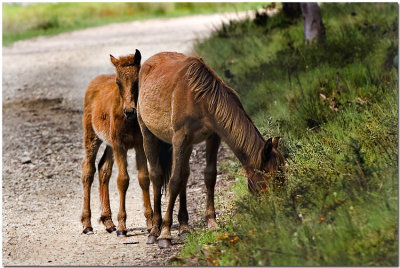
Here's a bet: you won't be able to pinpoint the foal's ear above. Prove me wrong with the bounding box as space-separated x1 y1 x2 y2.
110 54 119 67
133 49 141 66
262 138 273 161
272 136 280 149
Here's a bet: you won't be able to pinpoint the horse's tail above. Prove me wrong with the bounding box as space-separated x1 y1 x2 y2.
158 139 172 195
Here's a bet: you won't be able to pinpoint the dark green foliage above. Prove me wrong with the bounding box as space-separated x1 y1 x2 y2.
177 3 398 266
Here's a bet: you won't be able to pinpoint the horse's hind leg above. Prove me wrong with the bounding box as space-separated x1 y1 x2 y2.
138 121 164 244
81 124 102 234
134 144 153 233
114 146 130 237
204 133 220 230
158 130 193 248
98 145 116 233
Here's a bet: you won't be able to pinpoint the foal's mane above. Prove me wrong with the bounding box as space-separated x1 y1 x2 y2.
185 57 265 168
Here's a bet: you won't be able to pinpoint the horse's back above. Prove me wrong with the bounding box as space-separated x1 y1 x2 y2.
84 74 117 107
140 52 189 82
83 74 122 145
142 52 188 67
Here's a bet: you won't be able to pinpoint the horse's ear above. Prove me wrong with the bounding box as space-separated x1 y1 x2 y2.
133 49 141 66
262 138 273 162
110 54 119 67
272 136 280 149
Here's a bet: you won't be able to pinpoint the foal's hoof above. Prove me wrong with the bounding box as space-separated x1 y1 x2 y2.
158 239 172 248
146 236 157 244
82 227 94 235
116 230 127 237
106 227 116 233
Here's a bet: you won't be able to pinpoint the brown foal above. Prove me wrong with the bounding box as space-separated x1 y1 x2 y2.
136 52 285 248
80 50 153 237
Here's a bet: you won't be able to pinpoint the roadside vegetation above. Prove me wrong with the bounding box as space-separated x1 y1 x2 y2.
175 3 398 266
2 2 263 46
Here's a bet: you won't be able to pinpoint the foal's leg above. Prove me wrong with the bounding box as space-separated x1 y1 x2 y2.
158 130 193 248
139 123 164 244
204 133 221 229
81 125 102 234
134 144 153 232
113 146 130 237
98 146 117 233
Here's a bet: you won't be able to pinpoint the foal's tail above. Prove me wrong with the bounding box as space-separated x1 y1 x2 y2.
158 140 172 195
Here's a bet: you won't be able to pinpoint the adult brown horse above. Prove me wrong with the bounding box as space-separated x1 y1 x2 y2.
80 50 153 237
137 52 285 248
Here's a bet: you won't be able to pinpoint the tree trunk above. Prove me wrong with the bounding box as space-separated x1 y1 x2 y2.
300 3 325 42
282 3 301 18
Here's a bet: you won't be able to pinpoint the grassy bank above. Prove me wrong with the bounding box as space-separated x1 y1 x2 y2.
2 2 264 46
175 3 398 266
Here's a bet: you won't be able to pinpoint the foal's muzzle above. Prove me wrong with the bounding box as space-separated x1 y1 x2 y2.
123 108 136 119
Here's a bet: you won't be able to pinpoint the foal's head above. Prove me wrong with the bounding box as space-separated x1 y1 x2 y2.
110 49 141 119
247 137 286 194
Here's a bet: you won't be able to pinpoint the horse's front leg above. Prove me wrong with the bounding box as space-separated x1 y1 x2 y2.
158 130 193 248
204 133 220 229
134 144 153 232
113 146 130 237
178 182 190 241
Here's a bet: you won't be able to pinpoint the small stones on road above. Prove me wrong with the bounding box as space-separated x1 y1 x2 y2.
21 157 32 164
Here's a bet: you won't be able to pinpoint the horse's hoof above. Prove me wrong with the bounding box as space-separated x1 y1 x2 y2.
116 230 127 237
82 227 94 235
179 225 190 240
179 233 187 241
146 236 157 244
106 227 116 233
158 239 172 248
146 220 152 233
207 219 218 230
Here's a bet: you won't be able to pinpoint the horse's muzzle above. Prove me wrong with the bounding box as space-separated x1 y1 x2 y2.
123 108 136 119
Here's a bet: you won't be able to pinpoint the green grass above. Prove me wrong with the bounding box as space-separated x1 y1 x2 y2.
2 2 265 46
175 3 398 266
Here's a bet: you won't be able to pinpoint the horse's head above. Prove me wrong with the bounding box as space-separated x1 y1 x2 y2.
110 49 141 119
246 137 286 194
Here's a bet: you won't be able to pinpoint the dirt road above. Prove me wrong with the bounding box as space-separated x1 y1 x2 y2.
2 12 251 266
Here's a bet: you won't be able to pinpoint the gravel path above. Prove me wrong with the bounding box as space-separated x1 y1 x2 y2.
2 11 251 266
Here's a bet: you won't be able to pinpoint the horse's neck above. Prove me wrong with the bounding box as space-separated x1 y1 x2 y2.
210 106 265 169
185 58 265 169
